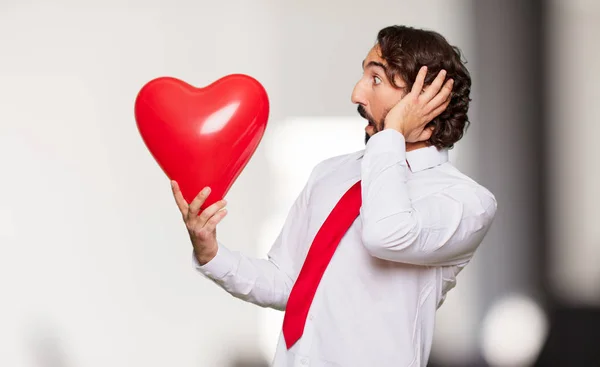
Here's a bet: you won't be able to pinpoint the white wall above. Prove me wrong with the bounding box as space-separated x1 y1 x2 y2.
0 1 478 366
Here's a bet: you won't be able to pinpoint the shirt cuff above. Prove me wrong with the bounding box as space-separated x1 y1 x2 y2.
192 243 237 280
365 128 407 160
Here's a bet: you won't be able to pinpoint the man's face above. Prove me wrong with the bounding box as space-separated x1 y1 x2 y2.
351 45 407 144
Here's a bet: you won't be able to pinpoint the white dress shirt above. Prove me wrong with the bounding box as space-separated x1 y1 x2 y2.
194 129 497 367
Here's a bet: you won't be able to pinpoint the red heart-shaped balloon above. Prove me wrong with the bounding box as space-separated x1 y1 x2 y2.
135 74 269 209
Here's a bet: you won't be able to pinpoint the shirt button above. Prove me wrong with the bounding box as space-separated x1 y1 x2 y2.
308 314 314 321
301 358 309 365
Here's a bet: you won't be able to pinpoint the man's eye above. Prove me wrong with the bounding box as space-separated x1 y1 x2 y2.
373 76 382 85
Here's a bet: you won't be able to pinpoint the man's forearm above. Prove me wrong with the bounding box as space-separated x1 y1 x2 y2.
194 244 294 311
360 129 415 253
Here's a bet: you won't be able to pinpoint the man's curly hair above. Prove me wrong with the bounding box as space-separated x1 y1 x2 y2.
377 25 472 149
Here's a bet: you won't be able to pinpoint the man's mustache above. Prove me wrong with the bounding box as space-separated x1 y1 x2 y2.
357 106 374 125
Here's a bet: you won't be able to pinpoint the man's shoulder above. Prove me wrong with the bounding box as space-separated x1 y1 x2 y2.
435 163 497 214
309 150 363 178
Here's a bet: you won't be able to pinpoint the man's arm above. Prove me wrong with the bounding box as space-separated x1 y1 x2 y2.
190 169 317 311
360 129 497 266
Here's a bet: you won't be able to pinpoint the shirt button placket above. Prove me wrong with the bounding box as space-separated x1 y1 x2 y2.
293 356 310 367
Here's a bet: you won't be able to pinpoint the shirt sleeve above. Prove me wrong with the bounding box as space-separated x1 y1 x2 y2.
192 167 316 311
360 129 497 266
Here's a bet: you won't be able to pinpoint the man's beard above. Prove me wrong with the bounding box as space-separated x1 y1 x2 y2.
358 105 386 144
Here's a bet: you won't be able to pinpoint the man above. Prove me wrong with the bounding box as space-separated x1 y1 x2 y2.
171 25 497 366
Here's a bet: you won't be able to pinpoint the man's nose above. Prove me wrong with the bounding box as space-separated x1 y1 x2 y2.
351 82 366 106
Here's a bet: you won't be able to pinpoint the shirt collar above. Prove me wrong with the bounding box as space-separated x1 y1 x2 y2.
354 145 449 172
406 145 449 172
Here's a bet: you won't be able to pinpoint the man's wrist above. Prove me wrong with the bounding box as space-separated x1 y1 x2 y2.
384 125 405 136
194 247 218 266
364 128 407 160
383 119 405 136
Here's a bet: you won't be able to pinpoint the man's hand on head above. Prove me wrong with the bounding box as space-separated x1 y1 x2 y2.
383 66 454 143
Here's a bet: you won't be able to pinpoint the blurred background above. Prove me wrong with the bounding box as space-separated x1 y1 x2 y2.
1 0 599 366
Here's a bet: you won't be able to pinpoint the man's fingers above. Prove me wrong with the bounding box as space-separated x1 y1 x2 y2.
410 66 428 96
170 180 189 215
421 69 448 102
425 96 451 122
196 199 228 228
427 78 453 111
202 209 228 234
188 187 211 219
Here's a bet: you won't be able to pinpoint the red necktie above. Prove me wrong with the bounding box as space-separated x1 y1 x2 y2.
282 180 362 349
